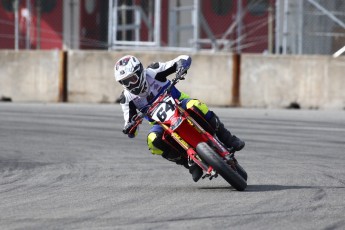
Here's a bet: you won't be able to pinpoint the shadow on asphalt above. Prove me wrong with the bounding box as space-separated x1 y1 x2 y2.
199 184 345 192
246 184 345 192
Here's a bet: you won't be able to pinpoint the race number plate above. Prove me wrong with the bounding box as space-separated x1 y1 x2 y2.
151 96 176 122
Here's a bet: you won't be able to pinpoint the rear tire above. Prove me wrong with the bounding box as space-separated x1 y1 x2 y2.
196 142 247 191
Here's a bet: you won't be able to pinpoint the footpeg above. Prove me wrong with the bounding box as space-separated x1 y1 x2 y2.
202 171 218 180
209 174 218 180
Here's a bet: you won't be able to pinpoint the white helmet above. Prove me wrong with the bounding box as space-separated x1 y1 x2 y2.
114 55 149 97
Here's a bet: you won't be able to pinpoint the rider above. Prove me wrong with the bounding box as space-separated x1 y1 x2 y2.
114 55 245 182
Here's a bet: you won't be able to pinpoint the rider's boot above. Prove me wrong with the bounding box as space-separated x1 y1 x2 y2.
208 113 245 151
162 151 189 169
188 160 203 182
147 128 203 182
162 151 203 182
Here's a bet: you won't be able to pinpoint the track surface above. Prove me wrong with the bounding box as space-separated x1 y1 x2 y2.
1 103 344 230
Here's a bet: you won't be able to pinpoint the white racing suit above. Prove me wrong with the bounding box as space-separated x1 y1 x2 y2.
118 55 244 167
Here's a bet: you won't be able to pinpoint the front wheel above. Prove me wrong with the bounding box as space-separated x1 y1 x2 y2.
235 161 248 181
196 142 247 191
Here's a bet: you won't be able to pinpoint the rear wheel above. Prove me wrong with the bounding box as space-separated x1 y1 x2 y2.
196 142 247 191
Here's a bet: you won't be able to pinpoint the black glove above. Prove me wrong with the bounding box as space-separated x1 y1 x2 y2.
122 122 134 135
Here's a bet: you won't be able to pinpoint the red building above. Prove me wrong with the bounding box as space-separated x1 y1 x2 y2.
200 0 273 52
0 0 107 50
0 0 63 49
0 0 273 52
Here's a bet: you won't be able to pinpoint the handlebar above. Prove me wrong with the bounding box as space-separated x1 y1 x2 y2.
167 71 186 93
126 72 185 133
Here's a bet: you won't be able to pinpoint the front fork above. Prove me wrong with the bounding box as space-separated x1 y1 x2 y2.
169 131 209 172
208 136 239 171
160 105 232 177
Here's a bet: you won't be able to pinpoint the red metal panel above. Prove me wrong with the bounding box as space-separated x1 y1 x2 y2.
0 0 63 49
201 0 273 53
134 0 168 45
32 0 63 49
0 3 15 49
241 0 271 53
79 0 102 49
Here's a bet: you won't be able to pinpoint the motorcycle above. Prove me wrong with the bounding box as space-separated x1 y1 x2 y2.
127 73 248 191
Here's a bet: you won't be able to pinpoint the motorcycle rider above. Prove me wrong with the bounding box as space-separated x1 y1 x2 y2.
114 55 245 182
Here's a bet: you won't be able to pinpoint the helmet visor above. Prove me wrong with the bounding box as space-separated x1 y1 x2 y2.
119 74 139 89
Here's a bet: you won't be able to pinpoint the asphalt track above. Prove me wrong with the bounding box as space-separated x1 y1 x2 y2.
0 103 344 230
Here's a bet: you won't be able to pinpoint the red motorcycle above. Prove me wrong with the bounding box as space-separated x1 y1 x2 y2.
128 73 247 191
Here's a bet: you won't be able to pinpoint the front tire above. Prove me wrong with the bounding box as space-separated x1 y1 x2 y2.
235 161 248 181
196 142 247 191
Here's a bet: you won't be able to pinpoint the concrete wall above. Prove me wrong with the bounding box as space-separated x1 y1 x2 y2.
241 54 345 109
67 51 233 106
67 50 118 103
0 50 62 102
1 50 344 110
